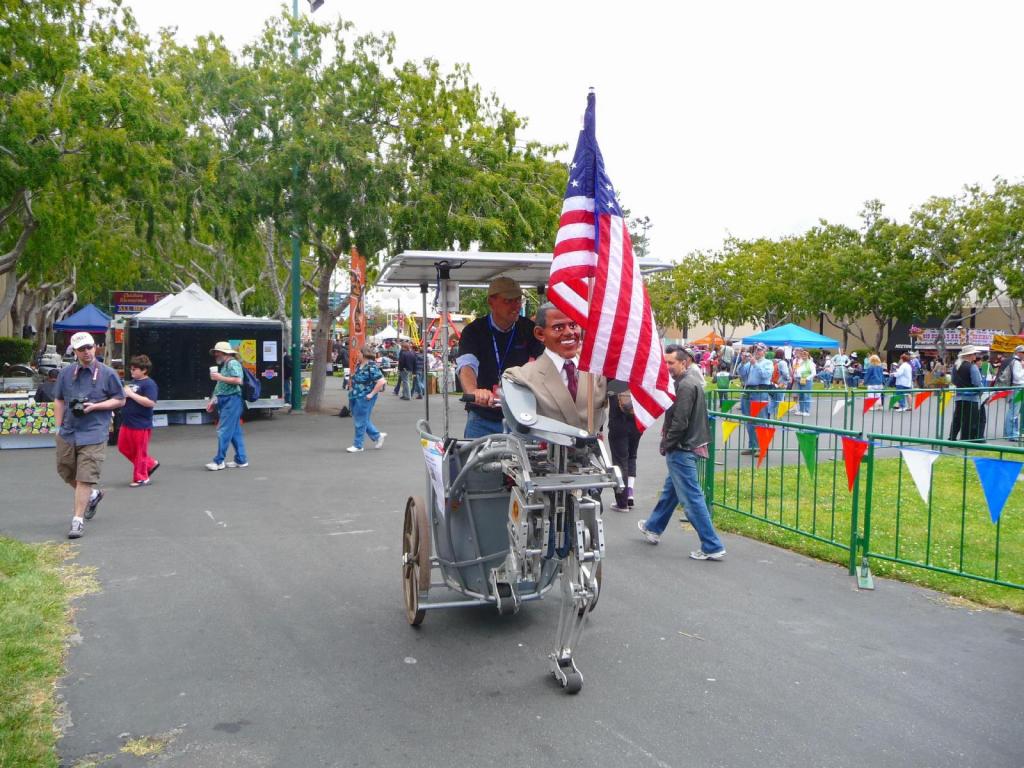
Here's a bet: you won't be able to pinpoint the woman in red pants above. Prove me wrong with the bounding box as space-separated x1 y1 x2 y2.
118 355 160 486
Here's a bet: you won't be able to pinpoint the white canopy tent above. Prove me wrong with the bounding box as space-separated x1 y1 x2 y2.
136 283 240 320
370 324 410 342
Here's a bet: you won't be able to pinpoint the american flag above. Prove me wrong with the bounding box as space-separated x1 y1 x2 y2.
548 91 674 429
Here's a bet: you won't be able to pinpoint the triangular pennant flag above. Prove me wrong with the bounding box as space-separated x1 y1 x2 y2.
862 396 880 414
720 399 738 414
775 400 795 419
939 390 954 412
796 431 818 476
899 447 940 505
721 420 740 443
972 458 1023 523
988 390 1011 403
755 426 776 467
750 401 768 418
913 391 932 410
888 394 901 410
841 436 869 492
1014 389 1024 404
832 400 845 416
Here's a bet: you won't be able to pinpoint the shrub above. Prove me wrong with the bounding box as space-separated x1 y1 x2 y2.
0 337 33 366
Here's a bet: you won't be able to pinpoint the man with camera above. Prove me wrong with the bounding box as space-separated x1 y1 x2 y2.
53 332 125 539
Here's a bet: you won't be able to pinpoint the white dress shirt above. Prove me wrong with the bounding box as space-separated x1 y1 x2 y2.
543 348 580 390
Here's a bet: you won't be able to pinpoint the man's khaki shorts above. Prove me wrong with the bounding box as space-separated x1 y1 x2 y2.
55 435 106 486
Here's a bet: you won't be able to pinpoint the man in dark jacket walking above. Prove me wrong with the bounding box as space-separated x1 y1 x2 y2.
638 347 726 560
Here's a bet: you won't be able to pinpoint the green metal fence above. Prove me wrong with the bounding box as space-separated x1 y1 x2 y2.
700 402 1024 592
708 385 1024 445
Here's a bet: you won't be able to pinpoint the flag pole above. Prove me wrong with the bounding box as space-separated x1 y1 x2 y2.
585 87 596 434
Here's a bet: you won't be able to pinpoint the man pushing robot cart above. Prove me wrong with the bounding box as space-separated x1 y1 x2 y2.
378 250 671 693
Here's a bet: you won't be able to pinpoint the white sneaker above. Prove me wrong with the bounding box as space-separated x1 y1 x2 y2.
346 446 363 453
690 549 726 561
226 461 249 468
205 462 226 471
637 520 660 544
373 432 387 449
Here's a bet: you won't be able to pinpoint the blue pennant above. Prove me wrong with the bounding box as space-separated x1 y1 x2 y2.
972 458 1023 524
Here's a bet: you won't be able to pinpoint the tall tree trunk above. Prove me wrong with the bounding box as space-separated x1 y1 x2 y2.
0 190 38 325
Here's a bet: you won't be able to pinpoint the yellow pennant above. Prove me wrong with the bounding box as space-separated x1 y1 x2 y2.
722 420 740 442
940 390 954 411
775 400 795 419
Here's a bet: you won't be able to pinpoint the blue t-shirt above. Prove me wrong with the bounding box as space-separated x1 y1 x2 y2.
122 377 158 429
54 361 125 445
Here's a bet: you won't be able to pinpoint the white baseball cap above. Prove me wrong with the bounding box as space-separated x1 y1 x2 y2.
70 332 96 349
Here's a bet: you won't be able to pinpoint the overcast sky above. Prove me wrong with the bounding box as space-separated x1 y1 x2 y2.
129 0 1023 262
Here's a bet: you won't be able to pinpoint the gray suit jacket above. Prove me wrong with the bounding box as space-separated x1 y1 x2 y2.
504 354 607 433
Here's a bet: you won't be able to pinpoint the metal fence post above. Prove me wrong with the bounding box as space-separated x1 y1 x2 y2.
857 441 876 589
705 415 716 507
848 461 860 577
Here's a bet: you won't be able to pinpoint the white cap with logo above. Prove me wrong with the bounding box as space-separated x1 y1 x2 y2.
70 332 96 349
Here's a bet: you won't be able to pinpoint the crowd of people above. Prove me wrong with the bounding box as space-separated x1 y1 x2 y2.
46 286 1023 552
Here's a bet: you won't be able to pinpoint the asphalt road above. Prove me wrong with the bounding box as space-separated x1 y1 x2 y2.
2 380 1022 768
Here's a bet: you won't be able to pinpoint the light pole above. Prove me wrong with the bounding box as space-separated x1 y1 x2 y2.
289 0 323 411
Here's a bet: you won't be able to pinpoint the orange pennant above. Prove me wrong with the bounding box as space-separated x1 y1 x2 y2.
913 391 932 410
862 396 880 414
750 400 768 418
755 426 776 467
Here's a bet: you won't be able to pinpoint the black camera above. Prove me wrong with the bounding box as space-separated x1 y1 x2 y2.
69 397 89 417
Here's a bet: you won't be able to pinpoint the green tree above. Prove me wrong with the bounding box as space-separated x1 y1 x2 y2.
1 0 179 332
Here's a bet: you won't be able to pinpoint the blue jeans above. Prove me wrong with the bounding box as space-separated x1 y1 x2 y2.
743 391 769 448
413 373 425 397
893 384 910 409
464 411 505 439
399 371 413 399
645 450 724 554
796 380 813 412
1003 396 1020 439
214 394 247 464
351 394 381 448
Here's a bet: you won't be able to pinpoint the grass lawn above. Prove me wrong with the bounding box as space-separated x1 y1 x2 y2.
0 537 97 768
711 454 1024 612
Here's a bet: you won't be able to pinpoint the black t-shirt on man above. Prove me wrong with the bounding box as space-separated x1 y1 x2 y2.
458 315 543 420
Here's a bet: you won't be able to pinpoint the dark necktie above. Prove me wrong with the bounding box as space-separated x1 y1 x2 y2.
564 360 578 400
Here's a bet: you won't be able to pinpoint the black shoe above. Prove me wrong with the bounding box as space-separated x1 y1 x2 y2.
740 449 756 456
84 489 104 520
148 461 160 478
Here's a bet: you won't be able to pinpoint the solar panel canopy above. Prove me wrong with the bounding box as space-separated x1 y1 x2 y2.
376 250 673 289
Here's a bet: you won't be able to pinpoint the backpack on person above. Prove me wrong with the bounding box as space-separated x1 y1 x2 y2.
241 366 261 402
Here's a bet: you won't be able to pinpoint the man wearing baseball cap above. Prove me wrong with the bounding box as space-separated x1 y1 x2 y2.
53 332 125 539
455 276 544 438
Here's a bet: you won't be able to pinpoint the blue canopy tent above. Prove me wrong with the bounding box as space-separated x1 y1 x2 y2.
54 303 111 334
741 323 839 348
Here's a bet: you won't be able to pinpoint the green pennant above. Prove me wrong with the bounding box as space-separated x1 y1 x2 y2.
796 431 818 476
888 395 900 410
1014 389 1024 404
720 399 738 414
